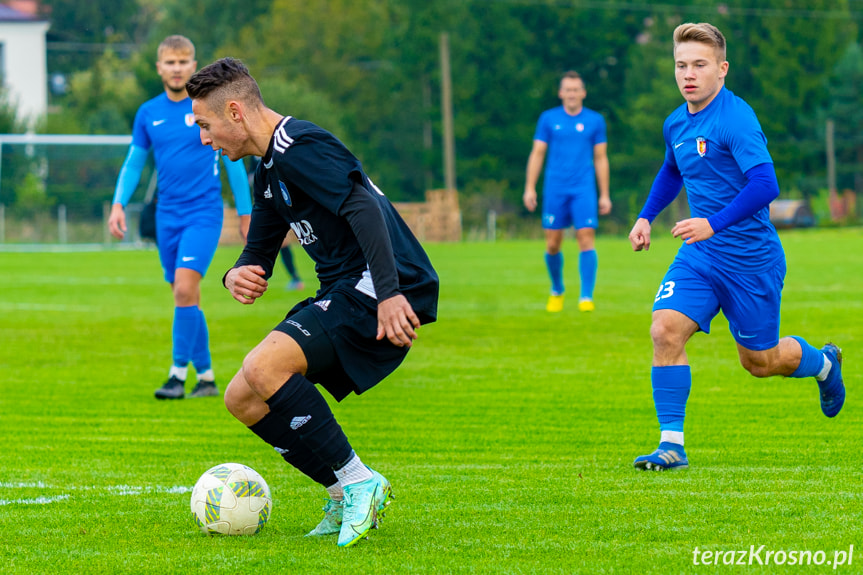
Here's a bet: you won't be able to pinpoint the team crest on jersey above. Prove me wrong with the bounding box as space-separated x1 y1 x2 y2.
696 137 708 157
575 122 585 132
279 181 292 206
185 113 195 127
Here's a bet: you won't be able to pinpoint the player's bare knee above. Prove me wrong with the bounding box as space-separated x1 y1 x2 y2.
223 375 245 418
650 320 678 350
241 350 298 398
172 285 198 306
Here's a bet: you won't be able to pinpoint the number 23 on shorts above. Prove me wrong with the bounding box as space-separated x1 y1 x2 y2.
655 280 675 302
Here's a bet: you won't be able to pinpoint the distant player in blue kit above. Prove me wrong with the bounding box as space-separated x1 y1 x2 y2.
524 71 611 312
186 58 439 547
628 23 845 471
108 36 252 400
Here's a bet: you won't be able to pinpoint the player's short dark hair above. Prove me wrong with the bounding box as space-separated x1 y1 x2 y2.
673 22 727 62
559 70 584 88
186 57 264 110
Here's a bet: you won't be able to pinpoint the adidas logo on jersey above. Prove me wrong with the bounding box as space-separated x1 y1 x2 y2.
290 415 312 430
264 185 273 199
315 300 331 311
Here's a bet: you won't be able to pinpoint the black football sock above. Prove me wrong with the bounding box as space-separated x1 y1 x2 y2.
265 373 354 470
248 411 337 487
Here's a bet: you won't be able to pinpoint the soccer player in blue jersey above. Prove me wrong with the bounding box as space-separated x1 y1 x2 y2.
628 23 845 471
186 58 439 547
108 36 252 400
524 71 612 312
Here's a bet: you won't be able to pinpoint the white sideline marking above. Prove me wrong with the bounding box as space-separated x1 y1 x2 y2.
0 303 96 312
0 495 70 506
0 483 192 506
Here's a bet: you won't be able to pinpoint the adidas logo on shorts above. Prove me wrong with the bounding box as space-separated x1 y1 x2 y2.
314 300 331 311
290 415 312 430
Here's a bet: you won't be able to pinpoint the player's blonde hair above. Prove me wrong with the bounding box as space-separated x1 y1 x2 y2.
673 23 726 63
157 35 195 60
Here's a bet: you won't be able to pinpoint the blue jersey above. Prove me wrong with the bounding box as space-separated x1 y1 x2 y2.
534 105 606 196
131 93 223 222
664 88 783 273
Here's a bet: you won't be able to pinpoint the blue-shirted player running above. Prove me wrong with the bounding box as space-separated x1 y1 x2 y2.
628 23 845 471
108 36 252 400
524 71 611 313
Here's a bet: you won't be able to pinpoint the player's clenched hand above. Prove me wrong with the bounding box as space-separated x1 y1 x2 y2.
629 218 652 251
225 265 268 304
238 215 251 242
108 204 127 240
523 188 538 212
671 217 714 244
599 196 612 216
377 294 421 347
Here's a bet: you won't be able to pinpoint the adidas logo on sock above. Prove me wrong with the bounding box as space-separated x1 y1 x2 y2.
290 415 312 430
314 300 331 311
273 447 289 455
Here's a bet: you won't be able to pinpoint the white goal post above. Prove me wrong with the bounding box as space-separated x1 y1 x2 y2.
0 133 149 247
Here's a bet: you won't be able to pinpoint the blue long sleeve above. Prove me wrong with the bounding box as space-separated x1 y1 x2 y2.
638 159 684 222
222 157 252 216
707 163 779 233
112 145 149 206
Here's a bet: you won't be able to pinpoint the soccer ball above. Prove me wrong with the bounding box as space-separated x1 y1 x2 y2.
190 463 272 535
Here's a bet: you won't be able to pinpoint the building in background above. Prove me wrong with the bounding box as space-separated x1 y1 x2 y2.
0 1 49 127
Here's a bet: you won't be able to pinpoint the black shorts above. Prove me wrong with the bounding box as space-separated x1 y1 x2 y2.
273 278 410 402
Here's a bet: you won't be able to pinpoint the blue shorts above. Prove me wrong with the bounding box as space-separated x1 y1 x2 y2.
156 215 222 283
652 255 786 351
542 192 597 230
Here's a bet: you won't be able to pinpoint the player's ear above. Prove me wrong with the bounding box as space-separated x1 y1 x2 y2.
227 101 243 122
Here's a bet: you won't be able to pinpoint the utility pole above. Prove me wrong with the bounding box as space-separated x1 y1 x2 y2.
826 118 836 194
440 32 456 192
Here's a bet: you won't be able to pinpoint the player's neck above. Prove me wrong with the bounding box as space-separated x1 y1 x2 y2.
563 104 583 116
254 108 287 157
164 87 189 102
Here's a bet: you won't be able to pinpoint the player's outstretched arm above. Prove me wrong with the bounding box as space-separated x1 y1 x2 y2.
225 265 268 304
377 294 421 348
629 218 652 251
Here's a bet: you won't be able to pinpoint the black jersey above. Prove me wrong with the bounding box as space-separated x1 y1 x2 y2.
234 116 438 324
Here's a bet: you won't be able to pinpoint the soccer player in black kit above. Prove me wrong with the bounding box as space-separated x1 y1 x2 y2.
186 58 439 548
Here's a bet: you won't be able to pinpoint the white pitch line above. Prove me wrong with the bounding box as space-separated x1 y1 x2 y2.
0 483 192 505
0 495 70 506
0 303 96 312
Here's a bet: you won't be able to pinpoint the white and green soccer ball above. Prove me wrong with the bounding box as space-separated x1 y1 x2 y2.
190 463 272 535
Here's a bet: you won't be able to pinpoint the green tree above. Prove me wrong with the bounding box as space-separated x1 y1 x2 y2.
0 91 28 208
64 49 145 134
821 42 863 195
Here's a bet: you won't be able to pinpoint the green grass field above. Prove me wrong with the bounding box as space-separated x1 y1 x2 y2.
1 228 860 574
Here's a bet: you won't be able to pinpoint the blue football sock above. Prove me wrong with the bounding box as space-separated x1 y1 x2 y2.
545 252 564 295
579 249 597 300
789 336 825 378
172 305 199 368
652 365 692 432
191 307 212 374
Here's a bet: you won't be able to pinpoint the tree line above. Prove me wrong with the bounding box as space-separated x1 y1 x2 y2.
12 0 863 231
